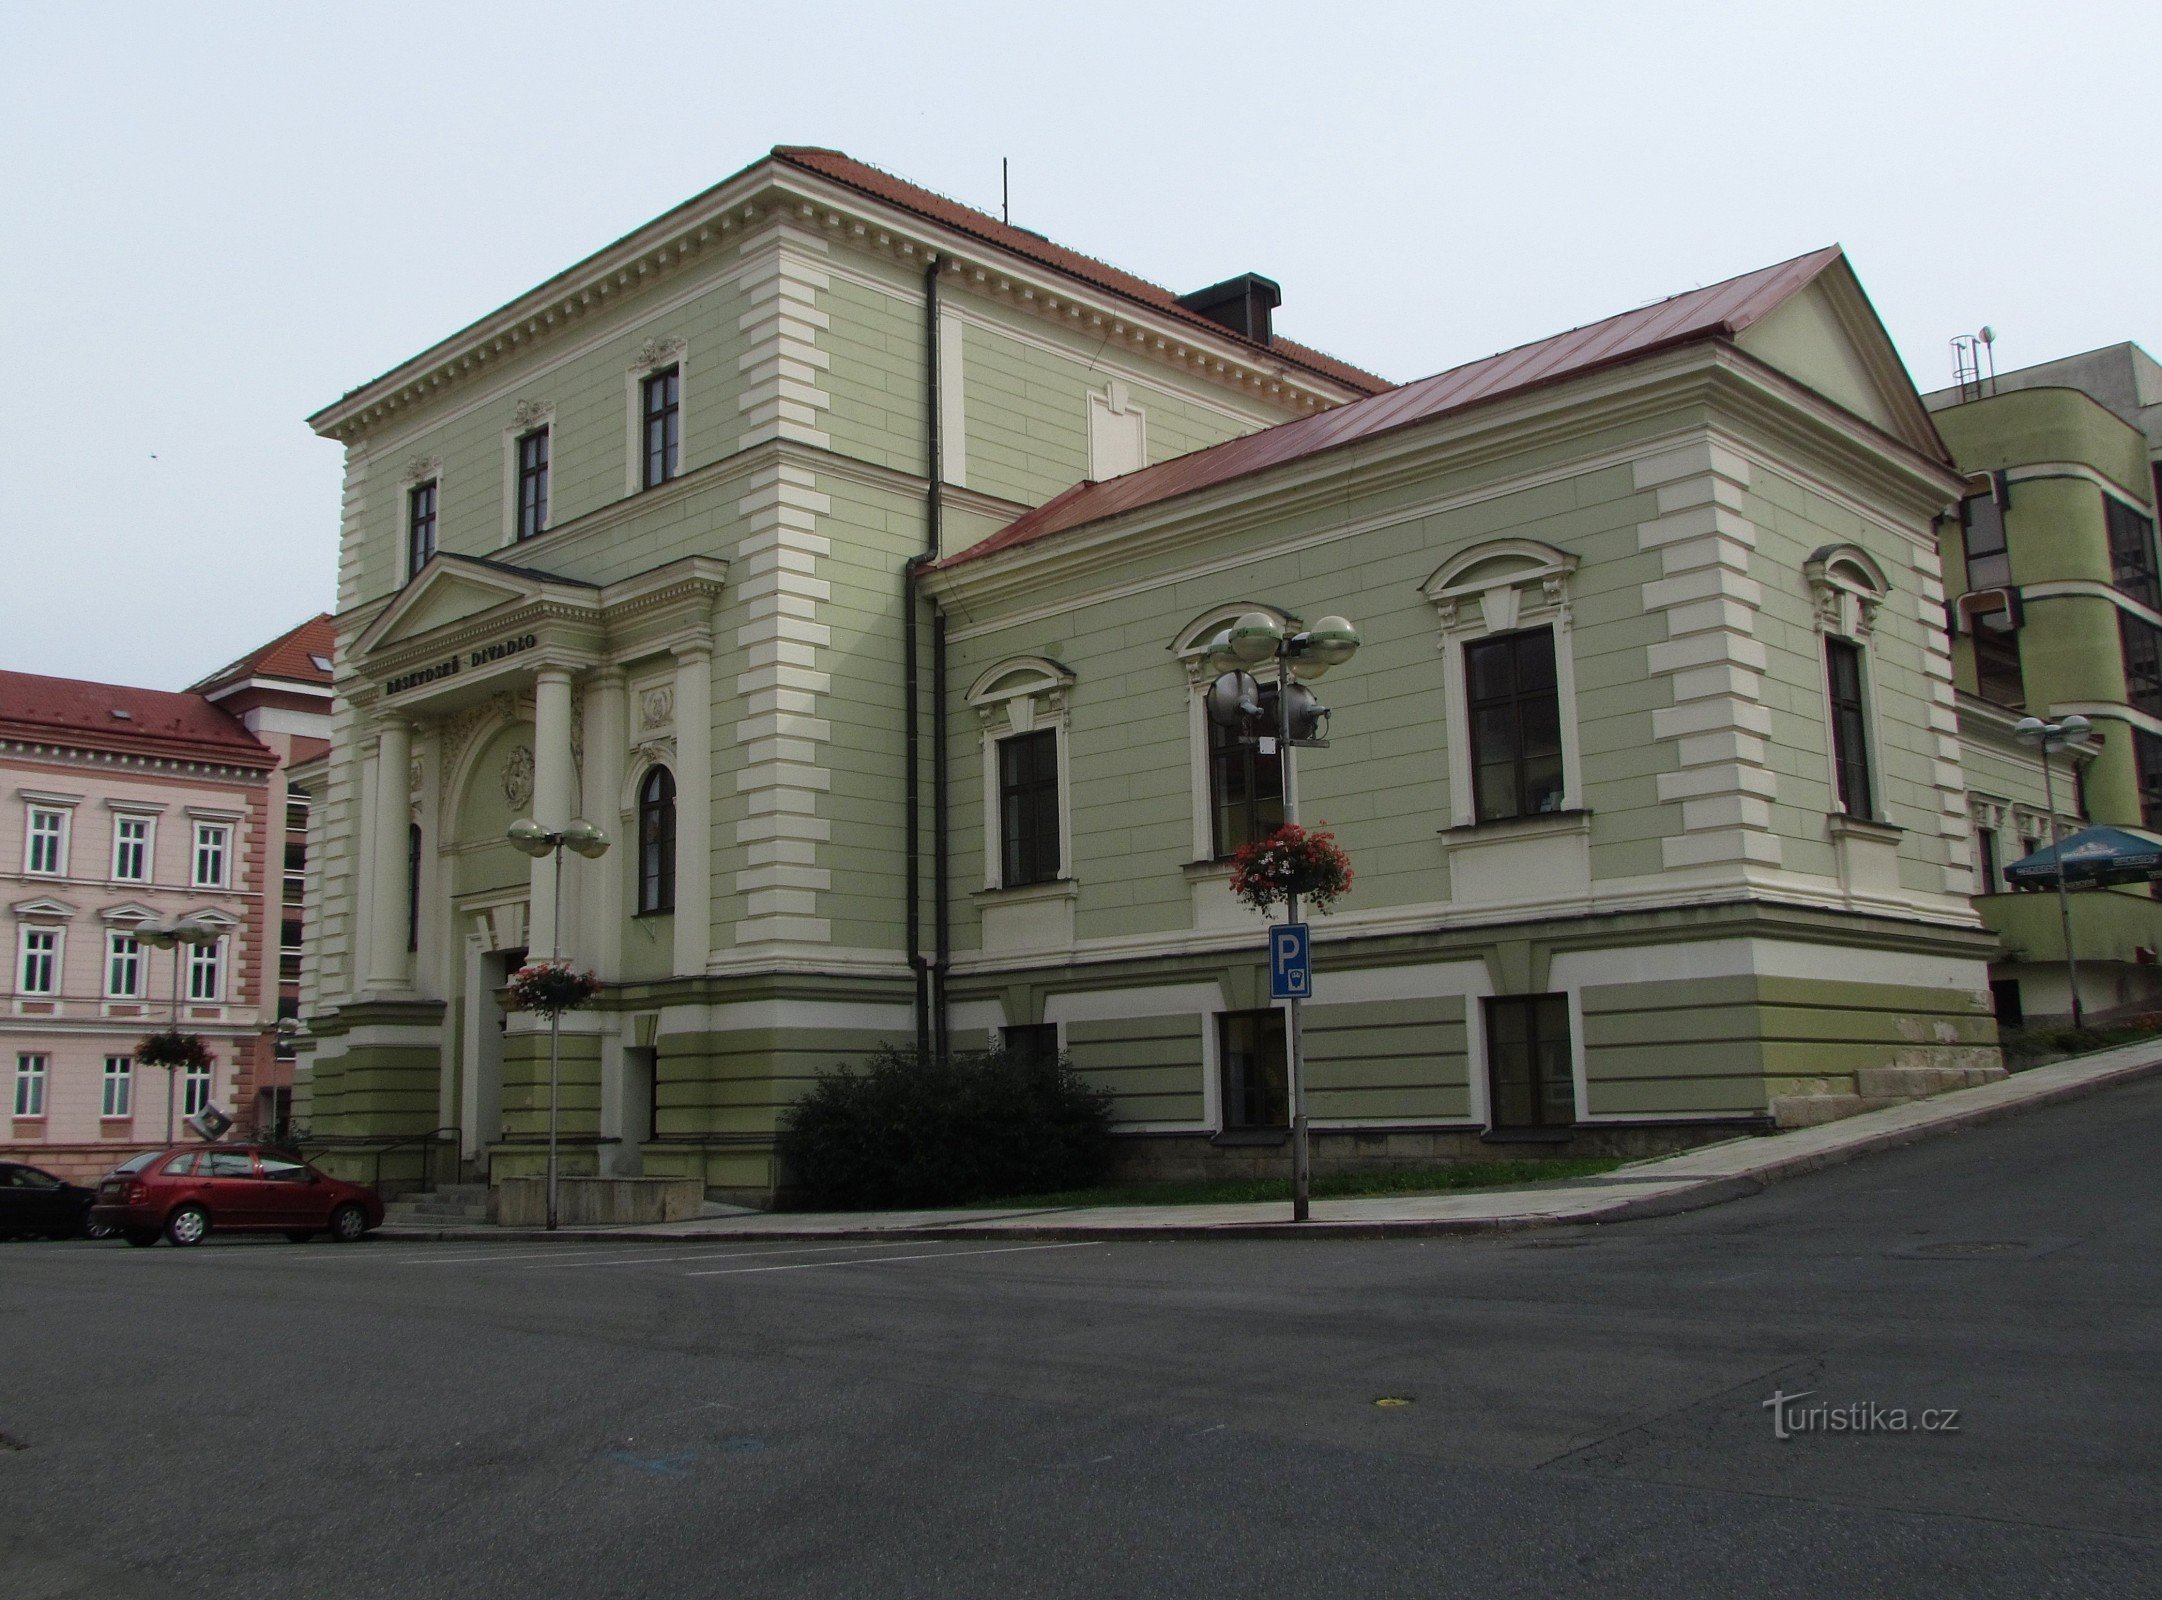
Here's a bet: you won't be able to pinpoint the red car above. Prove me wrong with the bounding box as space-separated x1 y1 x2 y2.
90 1145 384 1247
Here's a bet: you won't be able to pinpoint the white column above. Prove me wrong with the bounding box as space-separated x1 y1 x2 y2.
581 668 628 977
529 664 575 960
364 718 412 991
672 643 712 976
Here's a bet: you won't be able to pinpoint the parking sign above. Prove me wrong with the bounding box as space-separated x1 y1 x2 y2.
1269 921 1312 1000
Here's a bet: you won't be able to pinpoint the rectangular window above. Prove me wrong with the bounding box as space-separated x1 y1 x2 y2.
516 427 551 540
2120 612 2162 720
2133 730 2162 837
13 1054 47 1118
407 479 438 576
1218 1008 1288 1131
111 815 150 881
1001 1023 1059 1062
184 1061 212 1117
286 797 310 834
107 931 142 998
25 807 65 875
102 1055 132 1119
1975 826 1999 895
1485 994 1574 1130
19 929 57 995
192 822 230 888
997 730 1062 887
188 940 222 1002
1826 639 1874 819
642 366 681 489
2107 495 2160 612
1465 627 1564 822
1960 486 2011 591
1967 595 2025 709
1208 691 1285 857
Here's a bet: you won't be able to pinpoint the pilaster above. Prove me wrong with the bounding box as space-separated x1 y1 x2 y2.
734 224 831 452
671 646 714 974
1637 440 1781 869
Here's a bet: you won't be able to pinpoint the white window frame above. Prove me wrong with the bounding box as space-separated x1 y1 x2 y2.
966 657 1076 891
111 813 153 882
1805 546 1893 820
187 938 224 1002
24 806 69 876
503 403 555 545
1422 541 1584 828
623 338 690 497
106 929 142 998
183 1059 212 1117
192 821 232 889
101 1054 132 1119
1171 603 1301 864
397 457 444 586
13 1053 47 1118
18 926 59 995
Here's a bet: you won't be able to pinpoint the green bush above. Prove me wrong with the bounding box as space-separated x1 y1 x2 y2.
777 1045 1114 1210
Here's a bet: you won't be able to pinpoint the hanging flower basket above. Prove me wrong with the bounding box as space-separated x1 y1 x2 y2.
1229 823 1354 915
506 959 603 1017
137 1028 212 1070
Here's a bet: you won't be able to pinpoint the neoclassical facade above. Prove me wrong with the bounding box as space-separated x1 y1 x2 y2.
300 148 2005 1201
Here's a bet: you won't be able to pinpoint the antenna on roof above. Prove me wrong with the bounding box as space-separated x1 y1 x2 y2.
1951 326 1997 402
1002 158 1009 226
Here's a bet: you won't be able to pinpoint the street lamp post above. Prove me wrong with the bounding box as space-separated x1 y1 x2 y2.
1205 612 1361 1223
134 915 220 1142
2014 714 2091 1030
506 818 611 1230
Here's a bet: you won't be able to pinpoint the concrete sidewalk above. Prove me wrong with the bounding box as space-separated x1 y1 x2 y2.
376 1038 2162 1244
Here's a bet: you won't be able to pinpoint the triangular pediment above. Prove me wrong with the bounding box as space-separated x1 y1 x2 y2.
11 897 76 921
355 555 598 660
99 901 161 925
1734 258 1947 462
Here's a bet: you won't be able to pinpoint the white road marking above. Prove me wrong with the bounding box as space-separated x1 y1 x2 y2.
489 1240 923 1270
684 1242 1099 1277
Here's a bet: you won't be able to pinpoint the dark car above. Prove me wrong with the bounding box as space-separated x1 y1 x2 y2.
0 1160 102 1239
90 1145 385 1247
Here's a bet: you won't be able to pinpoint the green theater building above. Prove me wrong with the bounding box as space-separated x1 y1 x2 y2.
296 148 2007 1203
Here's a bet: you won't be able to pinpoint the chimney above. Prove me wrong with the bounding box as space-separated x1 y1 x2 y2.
1176 273 1282 344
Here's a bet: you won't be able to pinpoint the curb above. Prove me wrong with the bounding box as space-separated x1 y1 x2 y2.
369 1047 2162 1247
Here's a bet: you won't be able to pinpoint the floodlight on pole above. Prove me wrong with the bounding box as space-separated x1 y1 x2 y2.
135 914 220 1142
2013 714 2092 1030
504 818 612 1229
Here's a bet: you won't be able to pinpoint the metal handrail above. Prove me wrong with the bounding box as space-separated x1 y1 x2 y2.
295 1126 461 1195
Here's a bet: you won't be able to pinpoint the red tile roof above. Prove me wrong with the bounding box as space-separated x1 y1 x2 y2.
943 247 1857 569
0 671 274 765
771 147 1391 398
188 614 336 696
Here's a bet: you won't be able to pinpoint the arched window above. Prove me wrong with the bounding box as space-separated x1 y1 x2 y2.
638 766 676 915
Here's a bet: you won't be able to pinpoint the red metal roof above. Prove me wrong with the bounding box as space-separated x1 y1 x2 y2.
943 247 1853 569
0 671 274 765
188 614 336 696
770 147 1391 398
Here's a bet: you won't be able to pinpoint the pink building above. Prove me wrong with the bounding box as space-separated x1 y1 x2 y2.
2 619 331 1183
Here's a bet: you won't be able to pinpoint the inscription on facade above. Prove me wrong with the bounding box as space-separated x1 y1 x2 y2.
384 633 539 695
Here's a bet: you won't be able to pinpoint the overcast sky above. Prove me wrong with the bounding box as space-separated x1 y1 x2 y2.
3 0 2153 690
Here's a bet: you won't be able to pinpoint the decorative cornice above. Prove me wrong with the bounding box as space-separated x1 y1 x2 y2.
308 164 1364 444
1 739 274 784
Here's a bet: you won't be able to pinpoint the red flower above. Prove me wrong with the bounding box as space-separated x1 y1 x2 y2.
1228 824 1354 914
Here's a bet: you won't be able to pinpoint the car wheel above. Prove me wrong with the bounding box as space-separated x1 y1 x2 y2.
284 1230 316 1244
164 1205 210 1248
328 1204 368 1243
123 1228 161 1248
84 1221 116 1241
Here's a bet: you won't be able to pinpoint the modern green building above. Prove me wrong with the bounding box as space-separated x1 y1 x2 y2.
1926 344 2162 1023
297 148 2006 1203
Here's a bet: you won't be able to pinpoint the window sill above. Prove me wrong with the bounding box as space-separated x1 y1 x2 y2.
1182 859 1236 883
1827 813 1902 843
1440 808 1592 842
972 877 1079 906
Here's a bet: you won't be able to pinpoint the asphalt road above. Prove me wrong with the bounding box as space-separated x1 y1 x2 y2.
5 1079 2159 1600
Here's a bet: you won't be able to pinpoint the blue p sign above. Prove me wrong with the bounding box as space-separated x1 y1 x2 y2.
1270 921 1312 1001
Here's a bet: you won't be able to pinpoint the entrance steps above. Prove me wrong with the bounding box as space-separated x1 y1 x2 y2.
380 1183 491 1228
